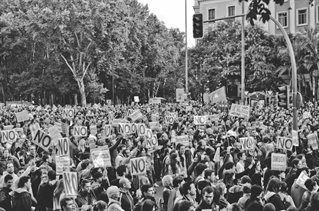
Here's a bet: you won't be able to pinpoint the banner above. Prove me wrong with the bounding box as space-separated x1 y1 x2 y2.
193 116 208 125
16 110 29 122
276 137 293 151
129 109 144 122
271 153 287 171
90 146 112 168
209 86 227 104
48 126 62 145
130 157 147 176
62 109 74 119
72 126 88 137
149 98 161 104
119 123 137 135
1 130 17 143
32 130 52 151
292 130 299 146
55 156 70 175
307 133 318 150
56 138 70 156
176 88 185 102
63 172 78 196
239 137 255 150
175 135 190 146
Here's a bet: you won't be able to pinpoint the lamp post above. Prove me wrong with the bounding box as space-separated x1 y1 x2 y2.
185 0 188 98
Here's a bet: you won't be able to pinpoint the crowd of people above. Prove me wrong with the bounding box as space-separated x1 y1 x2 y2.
0 101 318 211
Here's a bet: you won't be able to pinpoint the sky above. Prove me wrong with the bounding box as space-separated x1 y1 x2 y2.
137 0 195 47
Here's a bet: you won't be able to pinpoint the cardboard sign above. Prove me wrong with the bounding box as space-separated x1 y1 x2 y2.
111 119 129 125
55 156 70 175
292 130 299 146
73 126 88 137
176 88 185 102
62 109 74 119
307 133 318 150
165 115 176 125
16 110 29 122
1 130 17 143
194 116 208 125
149 98 161 104
61 123 69 136
56 138 70 156
130 157 147 176
145 129 158 148
90 125 97 136
104 125 113 138
229 104 250 119
239 137 255 150
134 96 140 103
63 172 78 196
90 147 112 167
276 137 293 151
119 123 137 135
3 125 14 130
271 153 287 171
175 135 190 146
129 110 144 122
149 122 160 130
32 130 52 151
137 123 146 136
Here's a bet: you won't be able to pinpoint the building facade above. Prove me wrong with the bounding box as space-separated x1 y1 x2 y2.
193 0 319 35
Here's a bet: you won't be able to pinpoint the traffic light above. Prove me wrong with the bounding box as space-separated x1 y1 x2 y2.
193 14 203 38
277 85 289 108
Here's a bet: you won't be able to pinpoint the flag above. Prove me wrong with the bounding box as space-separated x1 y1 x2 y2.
209 86 227 104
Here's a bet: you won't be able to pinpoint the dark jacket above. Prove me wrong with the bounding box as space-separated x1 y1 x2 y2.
120 189 134 211
264 192 285 211
36 182 57 211
133 196 157 211
195 200 217 211
12 188 32 211
0 186 12 211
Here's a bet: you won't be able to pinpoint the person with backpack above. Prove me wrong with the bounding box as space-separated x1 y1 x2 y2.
106 186 124 211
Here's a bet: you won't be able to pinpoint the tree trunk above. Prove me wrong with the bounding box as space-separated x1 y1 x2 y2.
77 79 86 106
74 94 78 106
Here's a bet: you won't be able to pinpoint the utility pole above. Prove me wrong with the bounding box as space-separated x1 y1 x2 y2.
241 1 245 104
185 0 188 98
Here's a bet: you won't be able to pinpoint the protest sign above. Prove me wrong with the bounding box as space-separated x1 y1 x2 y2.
55 156 70 175
32 130 52 151
271 153 287 171
229 104 240 117
149 98 161 104
16 110 29 122
295 171 310 190
119 123 137 135
63 172 78 196
91 147 112 167
194 116 208 125
149 122 160 130
176 88 185 102
307 133 318 150
62 109 74 119
303 111 312 119
292 130 299 146
276 137 293 151
209 86 227 104
134 96 140 103
239 137 255 150
90 125 97 136
145 129 158 148
14 128 24 139
61 123 69 136
137 123 146 136
129 109 144 122
104 125 113 138
151 113 159 122
73 126 88 137
1 130 17 143
3 125 14 130
48 126 62 145
175 135 190 146
229 104 250 119
54 122 63 133
56 138 70 156
130 157 147 176
240 105 250 119
30 123 40 139
111 119 129 125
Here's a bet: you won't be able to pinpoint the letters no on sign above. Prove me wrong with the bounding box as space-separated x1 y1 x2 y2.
130 157 146 176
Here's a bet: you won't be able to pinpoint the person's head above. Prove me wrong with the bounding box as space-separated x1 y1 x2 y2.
226 203 242 211
106 186 120 201
181 182 196 199
92 200 107 211
3 149 9 158
6 162 14 174
17 167 25 177
251 185 263 199
204 169 215 183
202 186 214 205
246 201 263 211
17 176 30 189
172 176 184 188
240 175 252 185
116 165 127 177
237 151 246 161
29 145 36 155
81 179 91 193
263 203 276 211
119 177 131 190
310 192 319 210
266 178 283 193
292 158 302 169
215 182 227 196
177 144 186 155
48 170 56 181
305 179 318 192
194 163 207 177
60 197 76 211
162 175 173 188
93 171 103 183
4 174 13 189
178 200 195 211
141 199 156 211
141 184 155 198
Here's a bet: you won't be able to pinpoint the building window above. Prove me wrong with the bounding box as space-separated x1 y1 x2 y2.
208 9 215 20
297 8 308 26
278 12 288 28
228 6 235 17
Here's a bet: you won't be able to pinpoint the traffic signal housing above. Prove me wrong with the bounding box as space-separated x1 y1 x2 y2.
277 85 289 108
193 14 203 38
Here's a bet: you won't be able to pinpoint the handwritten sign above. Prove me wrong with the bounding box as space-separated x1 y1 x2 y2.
239 137 255 150
130 157 147 176
175 135 190 146
194 116 208 125
56 156 70 175
307 133 318 150
63 172 78 196
73 126 88 137
56 138 70 156
229 104 250 119
276 137 293 151
1 130 17 143
129 109 144 122
32 130 52 151
62 109 74 119
90 146 111 168
16 110 29 122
